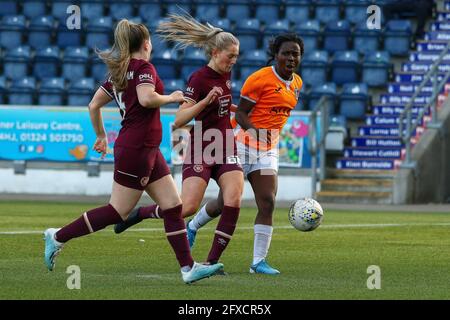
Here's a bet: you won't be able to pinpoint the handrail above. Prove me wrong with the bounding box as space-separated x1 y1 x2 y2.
398 40 450 167
308 96 329 198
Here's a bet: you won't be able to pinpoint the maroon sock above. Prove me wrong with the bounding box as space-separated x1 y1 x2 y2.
163 204 194 268
55 204 123 243
207 205 240 264
138 204 163 219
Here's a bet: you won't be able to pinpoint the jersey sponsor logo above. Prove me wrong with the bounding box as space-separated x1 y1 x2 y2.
218 94 231 117
126 71 134 80
193 164 203 173
140 176 150 187
186 87 195 95
139 73 153 81
269 106 291 117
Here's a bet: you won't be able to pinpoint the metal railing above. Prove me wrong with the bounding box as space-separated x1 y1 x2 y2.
308 96 329 198
398 40 450 169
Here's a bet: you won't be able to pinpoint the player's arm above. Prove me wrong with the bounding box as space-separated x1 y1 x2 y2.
173 86 223 128
88 88 112 159
137 85 185 109
235 98 259 140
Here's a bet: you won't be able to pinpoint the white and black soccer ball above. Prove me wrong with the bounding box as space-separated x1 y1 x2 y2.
288 198 324 232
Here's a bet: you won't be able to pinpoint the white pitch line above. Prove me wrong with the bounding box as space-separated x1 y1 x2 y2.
1 222 450 235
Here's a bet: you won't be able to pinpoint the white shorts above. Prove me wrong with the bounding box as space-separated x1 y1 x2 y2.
236 141 279 177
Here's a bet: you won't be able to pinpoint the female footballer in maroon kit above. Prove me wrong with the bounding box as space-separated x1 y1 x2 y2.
115 14 244 267
43 19 223 283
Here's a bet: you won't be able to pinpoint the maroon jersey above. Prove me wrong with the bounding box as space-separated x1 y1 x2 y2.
101 59 164 148
183 65 235 164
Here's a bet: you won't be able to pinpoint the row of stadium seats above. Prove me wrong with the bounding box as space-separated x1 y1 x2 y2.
0 0 395 26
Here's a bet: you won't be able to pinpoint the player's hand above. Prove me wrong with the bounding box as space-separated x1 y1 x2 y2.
230 104 238 112
170 90 187 103
203 86 223 105
93 136 108 159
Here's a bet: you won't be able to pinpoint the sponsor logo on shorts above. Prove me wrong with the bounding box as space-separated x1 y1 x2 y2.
193 164 203 173
140 176 150 187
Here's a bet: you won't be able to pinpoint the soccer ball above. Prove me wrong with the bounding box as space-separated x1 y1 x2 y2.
288 198 324 232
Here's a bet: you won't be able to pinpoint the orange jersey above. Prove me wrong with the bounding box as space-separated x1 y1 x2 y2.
233 66 303 150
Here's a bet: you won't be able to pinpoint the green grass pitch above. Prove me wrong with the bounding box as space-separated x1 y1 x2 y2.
0 200 449 300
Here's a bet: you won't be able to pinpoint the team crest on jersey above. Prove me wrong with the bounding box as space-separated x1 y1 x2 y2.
140 176 150 187
226 80 231 89
193 165 203 173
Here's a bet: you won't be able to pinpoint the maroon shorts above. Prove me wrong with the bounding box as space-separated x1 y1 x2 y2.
182 156 243 183
114 146 171 190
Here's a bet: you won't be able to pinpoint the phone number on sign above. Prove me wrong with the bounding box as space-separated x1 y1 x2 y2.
19 133 84 143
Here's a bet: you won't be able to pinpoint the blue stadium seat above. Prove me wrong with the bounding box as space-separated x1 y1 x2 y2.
109 0 135 21
239 49 267 80
4 46 31 80
80 0 105 21
255 0 280 25
331 50 359 85
153 49 180 79
231 79 244 103
52 0 76 20
0 76 7 104
294 20 321 52
180 48 206 80
0 15 26 50
214 18 232 32
163 79 185 108
9 77 36 105
166 0 193 16
225 0 252 22
362 51 391 87
90 55 108 82
39 77 65 106
384 20 412 56
323 20 351 53
353 22 382 55
29 16 55 49
57 16 82 48
339 83 368 119
309 83 337 115
296 89 309 110
139 1 163 23
33 46 61 80
235 19 261 53
262 19 290 49
195 0 222 23
315 0 341 25
23 1 47 18
285 0 310 24
150 35 169 55
86 16 113 51
300 50 329 87
0 1 18 16
67 78 95 106
343 0 371 25
63 46 89 79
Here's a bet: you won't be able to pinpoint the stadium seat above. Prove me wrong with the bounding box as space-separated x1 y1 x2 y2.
23 1 47 18
67 78 95 106
323 20 351 53
238 49 268 81
166 0 193 16
57 16 82 49
139 1 162 23
343 0 371 25
39 77 65 106
180 48 206 80
150 34 169 55
225 0 252 22
213 18 232 33
255 0 280 25
262 19 290 50
331 50 359 85
163 79 185 108
29 16 55 49
195 0 222 23
4 46 31 80
353 22 382 55
309 83 337 115
33 46 61 80
62 46 89 80
326 115 348 152
300 50 329 87
315 0 341 25
0 76 7 104
295 89 309 110
86 16 113 51
339 83 368 119
235 19 261 53
51 0 75 20
109 0 135 21
90 54 108 82
0 15 26 50
285 0 310 24
294 20 321 52
231 79 244 103
80 0 105 21
153 49 180 79
384 20 412 56
9 77 36 105
0 1 18 16
362 51 391 87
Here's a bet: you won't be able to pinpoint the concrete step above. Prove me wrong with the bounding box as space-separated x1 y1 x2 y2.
321 179 393 192
316 191 392 205
327 168 397 179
